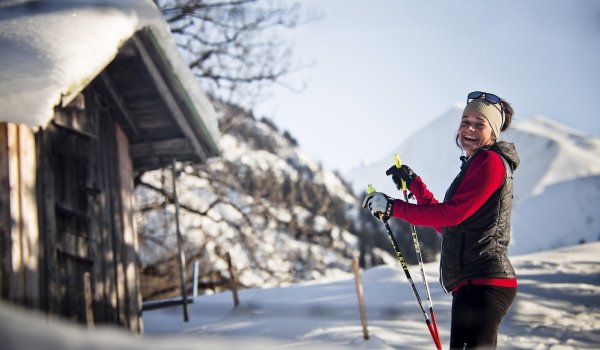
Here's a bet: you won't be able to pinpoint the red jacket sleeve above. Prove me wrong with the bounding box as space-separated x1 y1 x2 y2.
391 151 505 233
409 176 442 233
409 177 439 205
406 177 443 233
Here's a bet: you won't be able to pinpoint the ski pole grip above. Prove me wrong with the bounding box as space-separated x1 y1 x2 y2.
367 184 386 221
394 153 408 192
367 184 376 194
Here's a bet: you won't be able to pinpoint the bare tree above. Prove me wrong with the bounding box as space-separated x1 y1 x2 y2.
154 0 317 107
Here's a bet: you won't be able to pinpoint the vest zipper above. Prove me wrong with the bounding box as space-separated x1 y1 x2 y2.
439 234 449 294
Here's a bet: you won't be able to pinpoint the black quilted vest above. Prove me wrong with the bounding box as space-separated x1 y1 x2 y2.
440 141 519 291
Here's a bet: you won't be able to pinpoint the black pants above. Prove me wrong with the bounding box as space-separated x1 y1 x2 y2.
450 285 517 350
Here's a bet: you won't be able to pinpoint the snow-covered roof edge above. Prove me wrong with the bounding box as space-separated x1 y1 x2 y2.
0 0 219 149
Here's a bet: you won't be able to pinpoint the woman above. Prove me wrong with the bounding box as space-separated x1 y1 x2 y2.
363 91 519 349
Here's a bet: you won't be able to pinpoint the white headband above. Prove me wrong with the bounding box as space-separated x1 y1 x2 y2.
463 99 503 139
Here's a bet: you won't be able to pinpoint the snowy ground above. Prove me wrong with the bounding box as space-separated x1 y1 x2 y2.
1 242 599 350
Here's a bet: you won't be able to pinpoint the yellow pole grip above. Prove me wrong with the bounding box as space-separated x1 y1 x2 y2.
394 153 407 191
367 184 376 194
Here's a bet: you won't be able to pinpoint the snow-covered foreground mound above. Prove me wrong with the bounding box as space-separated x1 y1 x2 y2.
1 242 599 349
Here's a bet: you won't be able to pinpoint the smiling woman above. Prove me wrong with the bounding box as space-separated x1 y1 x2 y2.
456 91 515 156
362 90 520 349
458 114 495 156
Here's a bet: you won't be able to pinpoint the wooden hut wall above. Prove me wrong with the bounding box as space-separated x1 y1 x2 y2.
0 89 142 332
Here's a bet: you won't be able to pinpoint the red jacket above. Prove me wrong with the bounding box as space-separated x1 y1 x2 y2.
391 150 517 292
393 150 504 233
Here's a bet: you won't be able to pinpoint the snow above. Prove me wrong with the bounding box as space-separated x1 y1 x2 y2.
2 242 598 349
135 107 366 288
346 109 600 255
0 0 219 141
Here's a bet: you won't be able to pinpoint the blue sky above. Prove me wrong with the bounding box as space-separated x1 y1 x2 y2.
254 0 600 173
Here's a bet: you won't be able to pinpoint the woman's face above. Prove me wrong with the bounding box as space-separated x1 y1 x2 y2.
458 111 495 156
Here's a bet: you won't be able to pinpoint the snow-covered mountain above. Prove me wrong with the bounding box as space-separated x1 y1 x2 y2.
346 107 600 255
504 116 600 254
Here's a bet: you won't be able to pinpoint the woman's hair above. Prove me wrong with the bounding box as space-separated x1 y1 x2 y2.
498 99 513 131
455 97 514 148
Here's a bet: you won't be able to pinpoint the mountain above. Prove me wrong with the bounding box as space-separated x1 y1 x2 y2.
347 105 465 199
504 116 600 253
346 108 600 255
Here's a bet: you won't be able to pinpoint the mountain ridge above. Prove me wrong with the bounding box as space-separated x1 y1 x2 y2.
346 107 600 254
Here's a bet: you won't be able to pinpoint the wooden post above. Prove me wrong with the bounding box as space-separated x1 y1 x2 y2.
172 160 189 322
192 260 200 298
226 252 239 308
83 271 94 329
4 124 39 306
352 257 369 340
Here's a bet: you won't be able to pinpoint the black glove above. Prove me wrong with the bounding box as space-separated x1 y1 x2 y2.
385 164 418 190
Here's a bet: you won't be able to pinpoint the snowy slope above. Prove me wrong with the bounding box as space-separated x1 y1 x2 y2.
346 108 600 254
141 241 600 349
134 103 371 299
3 241 597 349
505 117 600 253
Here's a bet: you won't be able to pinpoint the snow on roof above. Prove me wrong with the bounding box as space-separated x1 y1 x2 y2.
0 0 219 143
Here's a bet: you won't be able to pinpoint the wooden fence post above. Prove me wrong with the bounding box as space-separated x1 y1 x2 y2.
353 257 369 340
192 260 200 298
226 252 239 308
172 160 189 322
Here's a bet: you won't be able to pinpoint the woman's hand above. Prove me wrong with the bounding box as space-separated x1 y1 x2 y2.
362 192 395 221
386 164 418 190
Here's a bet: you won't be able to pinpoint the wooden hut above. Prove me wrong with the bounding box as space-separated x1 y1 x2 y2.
0 1 220 332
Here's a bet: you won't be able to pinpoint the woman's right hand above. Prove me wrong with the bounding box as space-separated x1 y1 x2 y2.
385 164 418 190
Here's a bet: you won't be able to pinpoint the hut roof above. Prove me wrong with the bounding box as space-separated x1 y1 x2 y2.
0 0 220 169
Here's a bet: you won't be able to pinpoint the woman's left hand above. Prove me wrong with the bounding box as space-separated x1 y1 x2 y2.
362 192 395 220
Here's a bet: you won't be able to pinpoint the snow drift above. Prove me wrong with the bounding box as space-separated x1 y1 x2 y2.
2 241 598 349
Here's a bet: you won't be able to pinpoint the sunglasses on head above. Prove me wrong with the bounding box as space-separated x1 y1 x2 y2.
467 91 501 104
467 91 505 125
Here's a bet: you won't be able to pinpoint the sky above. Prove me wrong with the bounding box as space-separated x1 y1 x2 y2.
254 0 600 173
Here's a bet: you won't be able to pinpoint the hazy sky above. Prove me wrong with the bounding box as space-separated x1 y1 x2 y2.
254 0 600 173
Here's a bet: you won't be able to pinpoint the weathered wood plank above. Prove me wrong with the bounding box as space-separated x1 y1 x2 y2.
38 127 61 315
0 123 12 299
4 124 40 306
95 106 119 323
115 125 142 332
131 36 208 163
17 125 39 308
52 94 97 139
104 119 128 327
130 138 194 159
7 124 22 303
95 72 141 141
85 95 110 323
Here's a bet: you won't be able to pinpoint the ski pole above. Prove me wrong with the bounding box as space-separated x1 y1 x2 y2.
367 185 442 350
394 154 441 346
